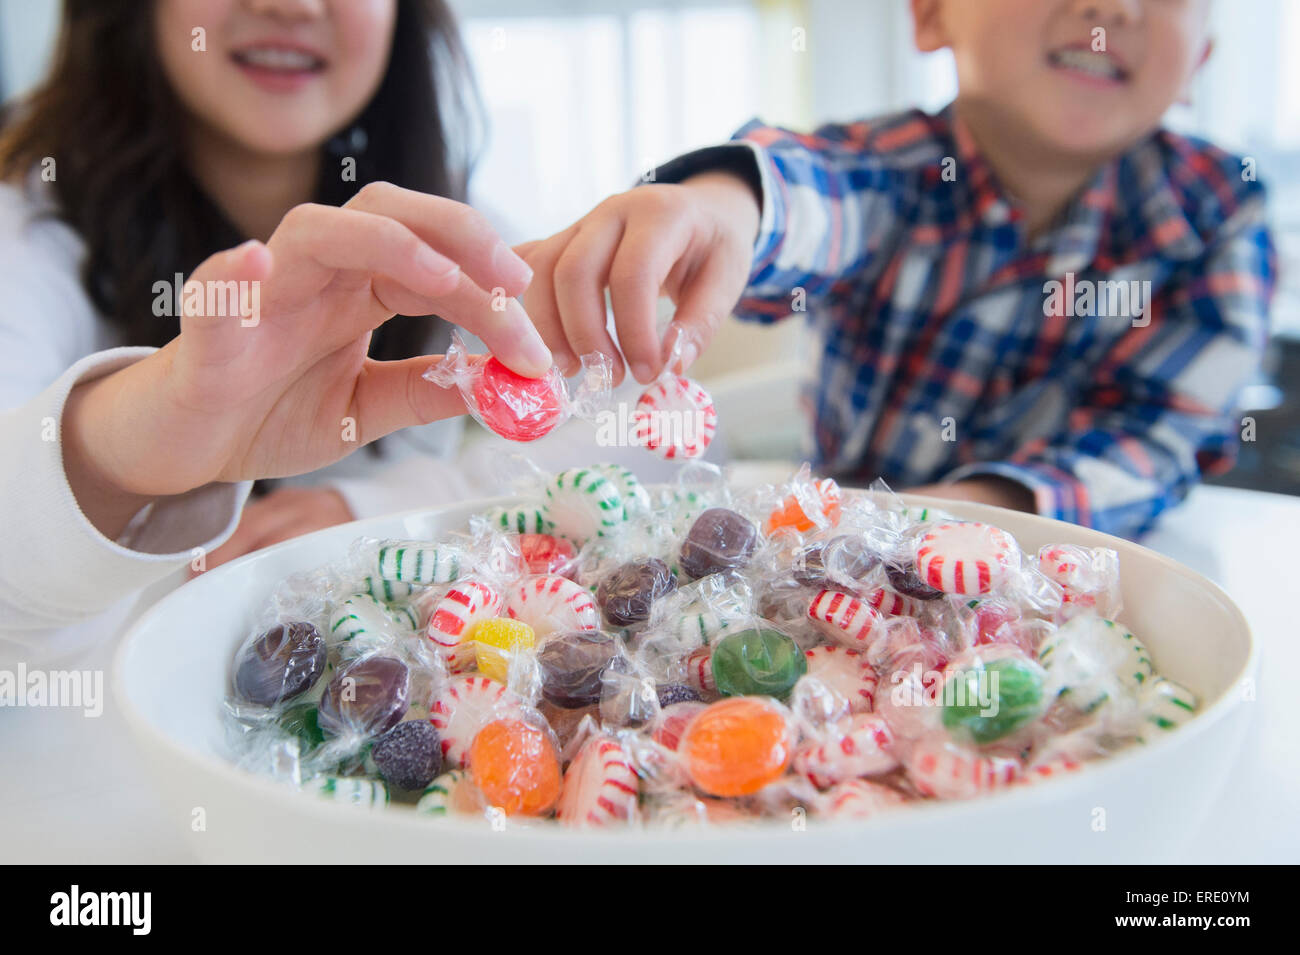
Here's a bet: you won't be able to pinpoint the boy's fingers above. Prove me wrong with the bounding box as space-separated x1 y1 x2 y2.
554 218 626 384
608 217 693 383
345 182 533 297
661 250 740 372
518 233 580 375
350 355 471 443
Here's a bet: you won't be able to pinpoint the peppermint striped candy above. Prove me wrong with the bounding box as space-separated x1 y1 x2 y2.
1136 677 1197 742
314 775 389 808
905 736 1021 799
794 713 898 789
429 675 521 767
803 646 878 715
555 735 640 827
864 587 923 618
914 522 1019 596
488 502 549 535
1018 756 1084 786
426 581 503 673
330 593 418 654
593 463 652 519
674 604 745 648
506 574 599 637
821 779 909 819
685 646 717 696
633 375 717 460
808 589 884 649
415 769 477 816
544 467 626 544
377 542 463 585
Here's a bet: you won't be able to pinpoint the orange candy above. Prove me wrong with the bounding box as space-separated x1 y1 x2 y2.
469 718 562 816
680 697 793 797
767 478 842 534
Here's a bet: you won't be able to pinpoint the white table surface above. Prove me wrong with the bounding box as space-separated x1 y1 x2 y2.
2 483 1297 864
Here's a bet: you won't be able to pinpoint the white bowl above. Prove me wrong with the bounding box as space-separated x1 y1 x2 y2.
114 494 1255 863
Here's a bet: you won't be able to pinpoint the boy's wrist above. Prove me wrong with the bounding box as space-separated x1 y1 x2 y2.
682 170 762 245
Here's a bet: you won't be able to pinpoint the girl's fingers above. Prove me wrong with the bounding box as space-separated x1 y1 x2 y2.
553 217 626 383
518 232 579 375
608 216 693 383
345 182 533 297
273 205 552 377
350 354 471 443
180 240 274 333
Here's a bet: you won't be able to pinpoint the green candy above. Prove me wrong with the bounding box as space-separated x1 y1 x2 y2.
942 657 1045 744
277 702 326 752
711 627 806 700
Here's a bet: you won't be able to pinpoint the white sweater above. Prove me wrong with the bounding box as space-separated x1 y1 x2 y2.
0 178 477 663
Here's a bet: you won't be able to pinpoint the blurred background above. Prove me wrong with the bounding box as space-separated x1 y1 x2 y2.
2 0 1296 491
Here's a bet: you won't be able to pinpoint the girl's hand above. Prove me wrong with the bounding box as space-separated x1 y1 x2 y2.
63 183 550 536
515 171 760 386
200 486 354 573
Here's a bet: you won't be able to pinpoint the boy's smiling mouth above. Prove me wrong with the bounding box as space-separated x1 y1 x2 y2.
1047 45 1130 86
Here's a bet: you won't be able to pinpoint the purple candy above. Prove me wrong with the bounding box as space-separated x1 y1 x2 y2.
371 720 442 791
233 622 326 706
680 508 758 579
538 631 623 709
597 558 677 627
886 563 945 601
792 536 880 592
317 656 409 739
656 683 702 708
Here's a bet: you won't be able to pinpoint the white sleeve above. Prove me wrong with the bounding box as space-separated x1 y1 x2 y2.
0 347 253 637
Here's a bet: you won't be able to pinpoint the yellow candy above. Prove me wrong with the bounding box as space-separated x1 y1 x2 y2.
469 617 536 682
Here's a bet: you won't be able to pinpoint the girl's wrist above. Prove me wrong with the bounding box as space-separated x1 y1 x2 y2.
61 357 190 538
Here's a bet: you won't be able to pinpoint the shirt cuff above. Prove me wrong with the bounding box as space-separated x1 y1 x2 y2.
942 459 1092 528
0 347 253 631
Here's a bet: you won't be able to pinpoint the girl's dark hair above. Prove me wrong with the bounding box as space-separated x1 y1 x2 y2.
0 0 479 367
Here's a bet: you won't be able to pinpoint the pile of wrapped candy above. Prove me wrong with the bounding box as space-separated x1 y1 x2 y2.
224 463 1198 827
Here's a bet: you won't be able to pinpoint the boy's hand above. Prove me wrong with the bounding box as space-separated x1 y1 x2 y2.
907 478 1036 513
515 171 761 385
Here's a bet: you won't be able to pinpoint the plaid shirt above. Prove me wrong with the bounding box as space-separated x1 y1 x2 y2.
658 105 1277 539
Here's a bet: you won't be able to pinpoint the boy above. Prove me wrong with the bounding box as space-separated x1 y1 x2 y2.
516 0 1275 538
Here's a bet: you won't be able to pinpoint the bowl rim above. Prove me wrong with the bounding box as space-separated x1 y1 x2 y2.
111 490 1258 845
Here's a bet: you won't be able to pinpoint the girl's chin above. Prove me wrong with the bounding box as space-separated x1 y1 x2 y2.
216 120 339 158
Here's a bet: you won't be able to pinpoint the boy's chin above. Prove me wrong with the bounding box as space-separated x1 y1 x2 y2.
1027 111 1144 161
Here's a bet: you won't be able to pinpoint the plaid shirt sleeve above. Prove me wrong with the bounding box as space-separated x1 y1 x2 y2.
947 197 1277 538
722 119 902 322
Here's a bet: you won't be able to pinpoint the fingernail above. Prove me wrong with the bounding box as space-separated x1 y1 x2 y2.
678 341 699 373
522 335 554 375
492 242 533 289
631 362 654 384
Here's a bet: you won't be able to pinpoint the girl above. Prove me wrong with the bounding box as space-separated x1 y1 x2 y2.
0 0 551 659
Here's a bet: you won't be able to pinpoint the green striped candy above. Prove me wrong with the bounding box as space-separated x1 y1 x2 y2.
314 775 389 807
1039 615 1154 712
330 594 418 651
1136 677 1197 741
543 467 626 544
415 770 472 816
487 503 548 534
361 576 416 603
594 463 652 519
376 542 461 584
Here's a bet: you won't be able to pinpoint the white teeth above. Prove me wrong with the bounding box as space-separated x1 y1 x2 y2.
237 47 320 71
1050 48 1121 80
